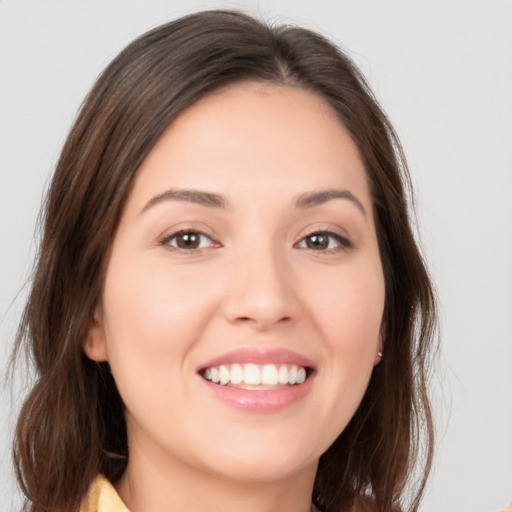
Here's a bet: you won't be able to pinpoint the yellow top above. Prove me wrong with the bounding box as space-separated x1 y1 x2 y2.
80 475 130 512
80 474 512 512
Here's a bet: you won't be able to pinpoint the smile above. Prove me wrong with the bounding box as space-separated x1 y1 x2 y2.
200 363 308 388
197 348 315 411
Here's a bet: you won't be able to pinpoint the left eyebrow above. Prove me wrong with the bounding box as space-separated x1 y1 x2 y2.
140 189 227 215
294 189 367 217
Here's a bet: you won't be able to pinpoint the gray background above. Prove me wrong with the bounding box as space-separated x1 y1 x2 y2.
1 1 511 511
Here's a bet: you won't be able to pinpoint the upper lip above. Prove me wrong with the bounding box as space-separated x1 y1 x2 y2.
197 348 315 372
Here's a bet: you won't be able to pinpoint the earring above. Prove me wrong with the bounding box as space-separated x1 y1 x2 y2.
377 351 383 358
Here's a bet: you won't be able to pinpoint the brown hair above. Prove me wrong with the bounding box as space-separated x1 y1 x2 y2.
13 10 437 512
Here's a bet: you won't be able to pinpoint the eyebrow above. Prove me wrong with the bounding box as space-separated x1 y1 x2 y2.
140 187 366 217
140 189 226 214
295 189 367 217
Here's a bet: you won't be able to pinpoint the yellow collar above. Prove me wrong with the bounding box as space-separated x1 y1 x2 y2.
81 475 130 512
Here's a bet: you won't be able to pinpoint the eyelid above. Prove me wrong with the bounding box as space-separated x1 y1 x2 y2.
159 226 221 252
295 227 353 253
157 223 352 254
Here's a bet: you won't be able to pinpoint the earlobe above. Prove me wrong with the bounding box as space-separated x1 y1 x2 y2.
84 307 108 362
374 331 384 366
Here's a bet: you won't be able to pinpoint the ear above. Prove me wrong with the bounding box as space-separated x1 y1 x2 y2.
373 330 384 366
84 306 108 362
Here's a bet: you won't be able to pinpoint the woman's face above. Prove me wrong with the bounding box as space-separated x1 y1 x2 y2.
86 82 385 485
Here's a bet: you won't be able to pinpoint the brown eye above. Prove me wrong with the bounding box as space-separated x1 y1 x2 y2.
176 232 200 249
305 234 330 250
165 230 214 250
297 231 351 252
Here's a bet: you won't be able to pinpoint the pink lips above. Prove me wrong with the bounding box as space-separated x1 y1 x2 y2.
197 348 316 412
198 348 315 371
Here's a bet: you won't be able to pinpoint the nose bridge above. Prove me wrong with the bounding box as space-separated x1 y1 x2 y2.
223 233 297 329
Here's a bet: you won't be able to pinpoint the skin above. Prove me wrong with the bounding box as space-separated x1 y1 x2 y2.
85 82 385 512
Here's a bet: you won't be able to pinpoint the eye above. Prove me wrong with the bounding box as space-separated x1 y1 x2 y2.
296 231 351 252
162 230 218 251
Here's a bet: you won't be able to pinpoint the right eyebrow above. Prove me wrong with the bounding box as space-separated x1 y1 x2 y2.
294 188 367 217
139 189 227 215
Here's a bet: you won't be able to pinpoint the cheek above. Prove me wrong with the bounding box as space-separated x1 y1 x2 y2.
99 256 216 389
303 261 384 422
309 263 385 348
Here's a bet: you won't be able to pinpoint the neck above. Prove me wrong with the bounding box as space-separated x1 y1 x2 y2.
116 446 318 512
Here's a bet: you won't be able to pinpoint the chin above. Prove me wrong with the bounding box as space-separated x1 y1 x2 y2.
188 428 324 484
204 451 318 484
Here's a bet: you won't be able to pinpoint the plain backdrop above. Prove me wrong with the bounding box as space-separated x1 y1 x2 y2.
1 1 511 511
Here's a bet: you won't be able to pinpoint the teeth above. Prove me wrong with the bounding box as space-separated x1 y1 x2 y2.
219 365 229 386
244 364 261 385
278 365 289 384
210 367 220 384
261 364 278 385
288 365 297 385
201 363 308 387
230 363 243 384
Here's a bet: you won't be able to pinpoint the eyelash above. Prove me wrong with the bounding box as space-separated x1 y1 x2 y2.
295 230 352 253
160 229 219 251
160 229 352 254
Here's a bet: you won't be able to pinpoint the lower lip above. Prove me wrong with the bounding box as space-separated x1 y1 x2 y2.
200 375 314 412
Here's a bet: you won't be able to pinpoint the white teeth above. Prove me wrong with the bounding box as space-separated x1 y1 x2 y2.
296 367 306 384
261 364 278 385
288 365 297 385
244 364 261 385
278 365 289 384
210 367 220 384
202 363 309 387
230 363 243 384
219 365 229 386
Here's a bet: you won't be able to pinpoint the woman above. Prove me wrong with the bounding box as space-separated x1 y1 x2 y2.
13 10 437 512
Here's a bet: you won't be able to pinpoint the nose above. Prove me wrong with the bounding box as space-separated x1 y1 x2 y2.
222 244 300 331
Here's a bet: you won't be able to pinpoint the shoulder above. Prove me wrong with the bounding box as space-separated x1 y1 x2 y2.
80 475 130 512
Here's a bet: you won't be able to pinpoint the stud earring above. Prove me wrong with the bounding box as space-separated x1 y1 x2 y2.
377 351 383 358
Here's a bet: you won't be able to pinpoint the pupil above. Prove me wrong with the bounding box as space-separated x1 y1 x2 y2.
178 232 199 249
307 234 328 249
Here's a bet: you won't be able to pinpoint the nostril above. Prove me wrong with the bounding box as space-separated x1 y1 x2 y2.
223 281 300 330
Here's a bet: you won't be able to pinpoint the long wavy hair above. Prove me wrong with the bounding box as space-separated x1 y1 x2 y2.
13 10 437 512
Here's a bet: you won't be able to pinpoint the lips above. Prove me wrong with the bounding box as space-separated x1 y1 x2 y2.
197 348 315 411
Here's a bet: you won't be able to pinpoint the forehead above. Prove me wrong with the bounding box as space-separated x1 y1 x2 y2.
128 81 371 214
